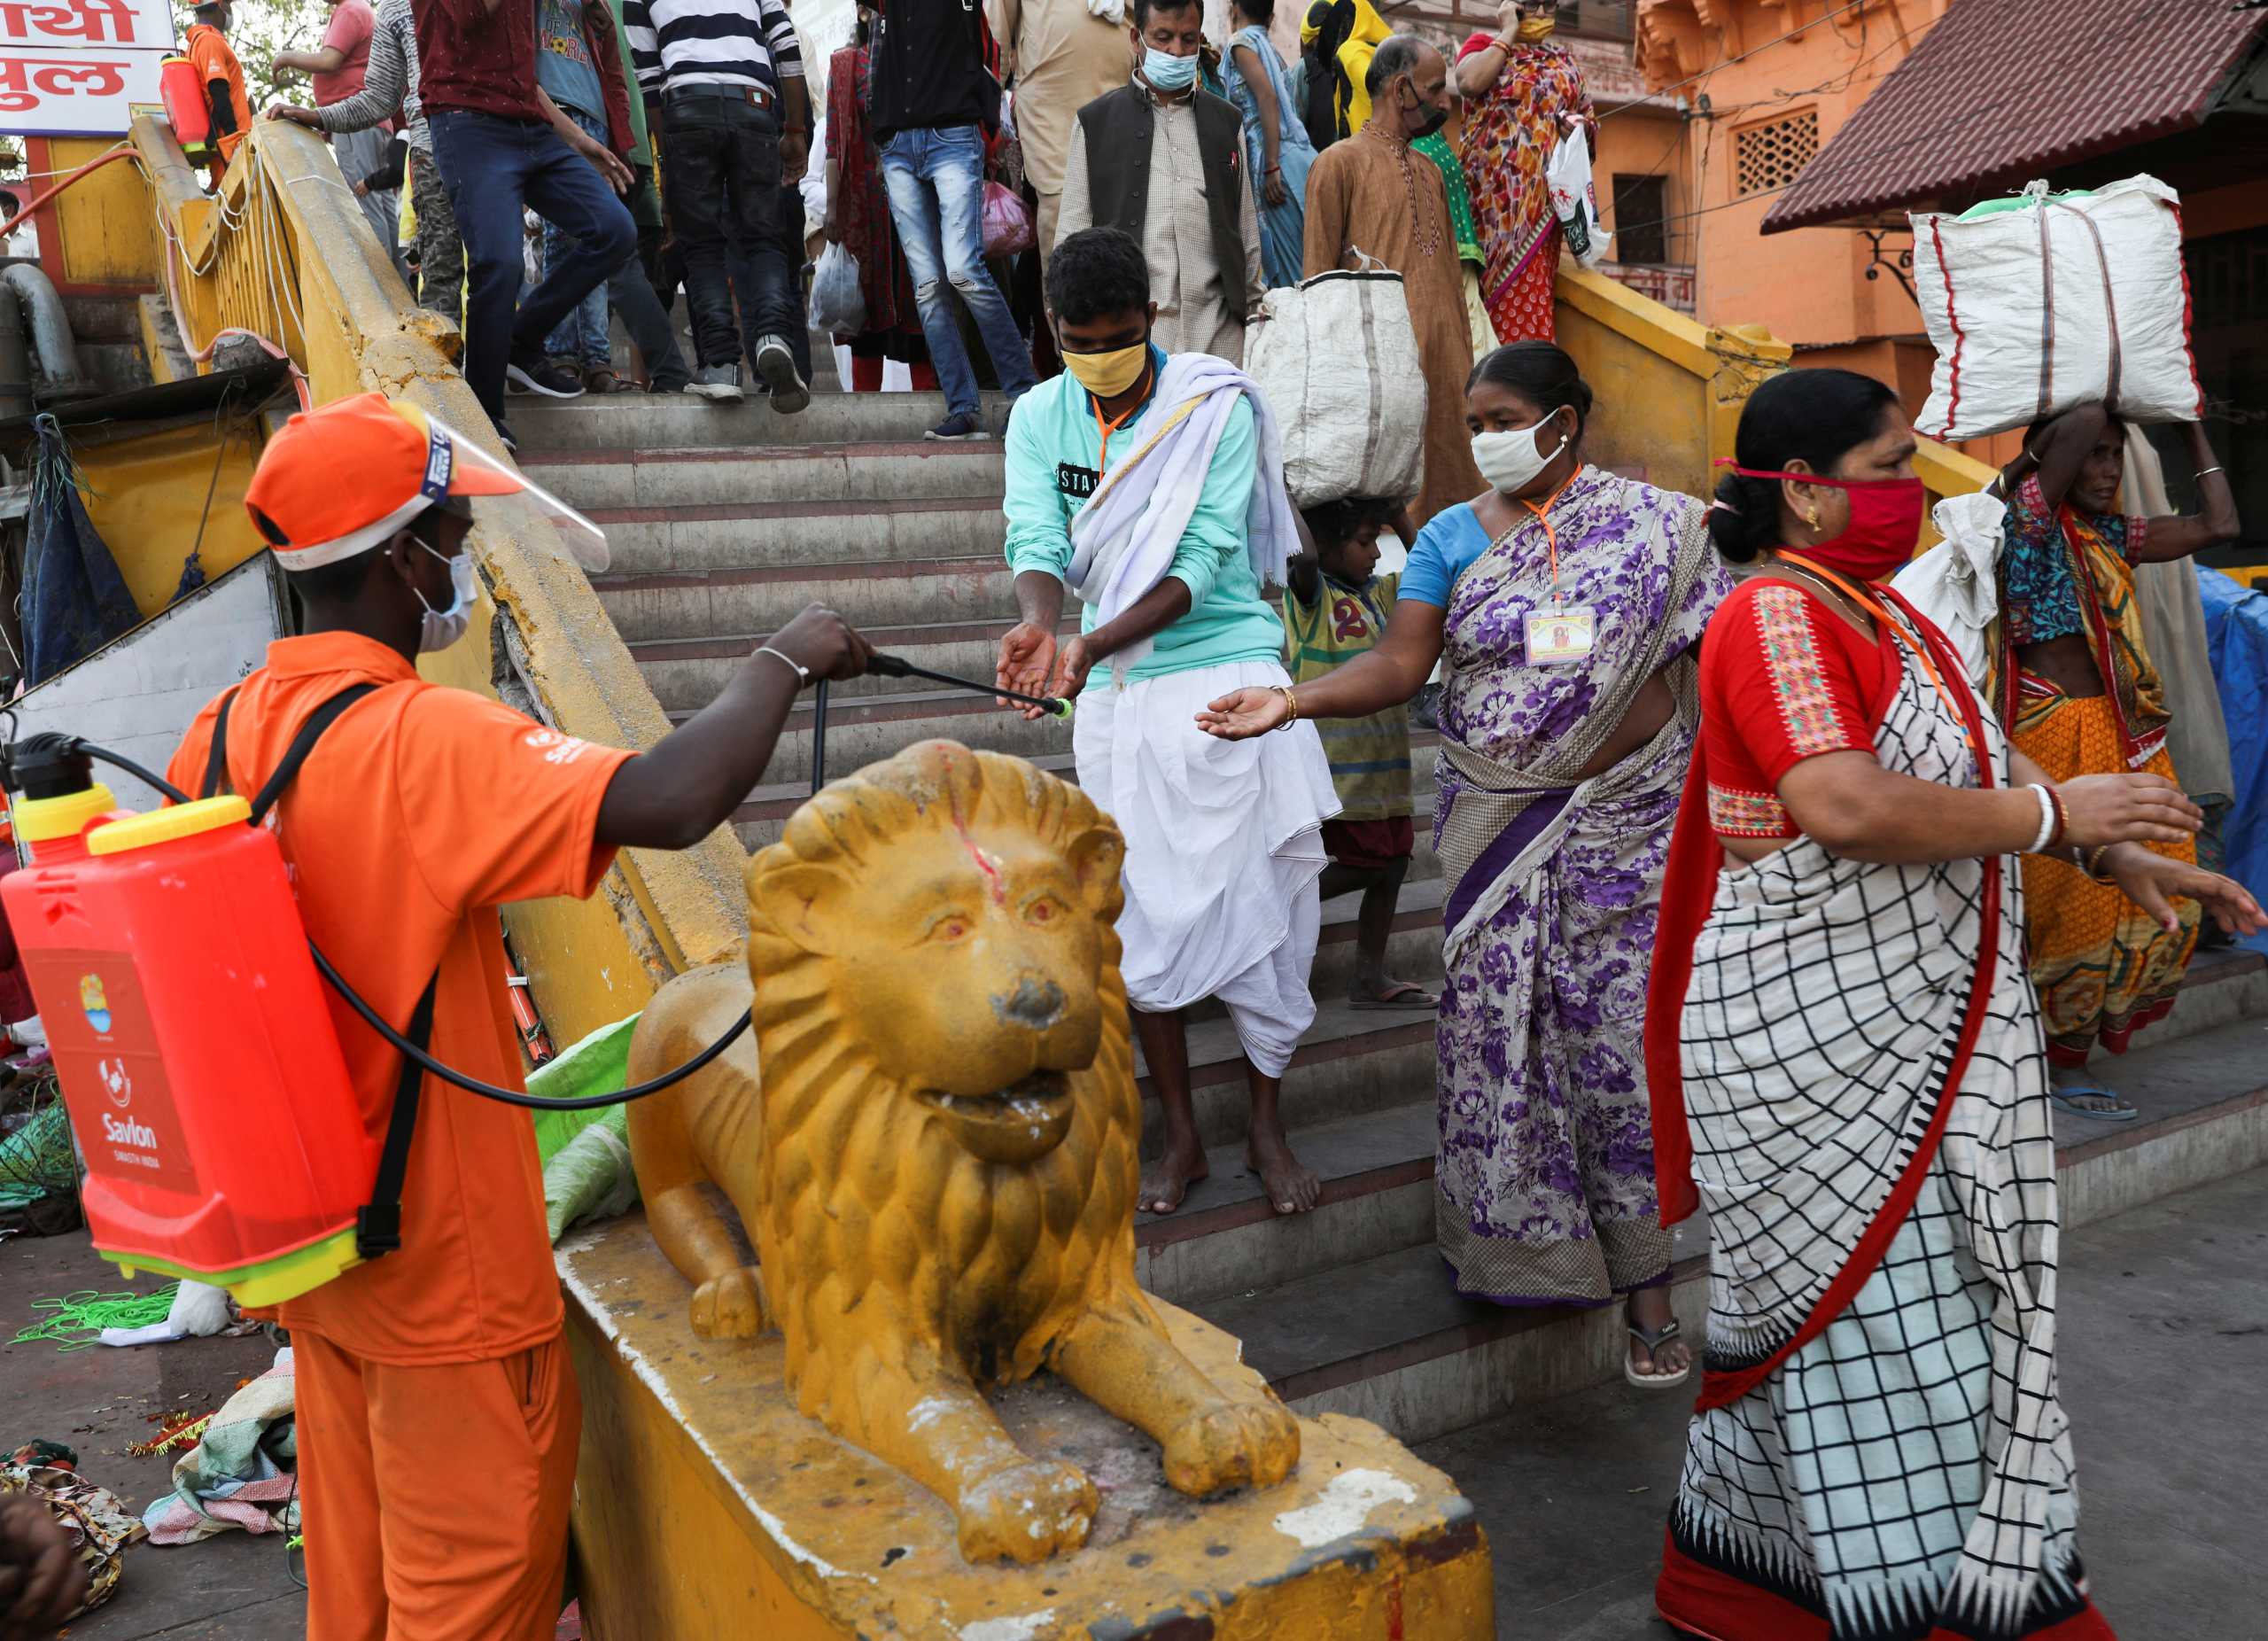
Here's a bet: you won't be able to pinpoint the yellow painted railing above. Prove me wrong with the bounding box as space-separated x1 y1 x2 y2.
130 117 747 1044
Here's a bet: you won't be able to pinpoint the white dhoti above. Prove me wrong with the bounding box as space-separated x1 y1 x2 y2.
1073 658 1340 1077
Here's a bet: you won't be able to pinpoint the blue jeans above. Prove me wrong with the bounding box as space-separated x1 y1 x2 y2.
542 105 613 369
878 125 1035 418
428 107 636 422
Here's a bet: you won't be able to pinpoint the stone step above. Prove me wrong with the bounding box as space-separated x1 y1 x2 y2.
1182 975 2268 1447
508 388 1012 452
520 441 1006 511
594 496 1007 577
594 556 1014 644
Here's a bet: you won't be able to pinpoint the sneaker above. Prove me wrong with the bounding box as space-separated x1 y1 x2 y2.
684 363 745 402
506 354 585 398
649 370 692 395
495 422 520 456
924 411 991 442
753 334 811 414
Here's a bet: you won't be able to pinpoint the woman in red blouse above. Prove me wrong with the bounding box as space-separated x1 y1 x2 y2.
1643 369 2261 1641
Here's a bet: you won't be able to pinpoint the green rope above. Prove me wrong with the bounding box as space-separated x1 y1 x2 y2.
12 1285 180 1351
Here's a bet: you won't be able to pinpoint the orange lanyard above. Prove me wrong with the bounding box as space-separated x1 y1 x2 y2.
1520 470 1581 605
1091 364 1153 470
1777 550 1980 767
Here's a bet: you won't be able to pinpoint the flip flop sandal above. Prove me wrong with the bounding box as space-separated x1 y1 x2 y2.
1349 980 1441 1011
584 368 638 394
1625 1318 1691 1389
2048 1081 2140 1123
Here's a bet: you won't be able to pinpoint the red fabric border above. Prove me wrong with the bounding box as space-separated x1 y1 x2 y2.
1928 215 1966 439
1656 1536 2120 1641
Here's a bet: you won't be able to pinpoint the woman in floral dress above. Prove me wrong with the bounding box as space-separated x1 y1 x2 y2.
1199 343 1727 1382
823 15 934 392
1453 0 1590 343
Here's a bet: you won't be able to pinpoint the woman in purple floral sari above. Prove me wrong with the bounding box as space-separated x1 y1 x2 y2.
1200 344 1727 1383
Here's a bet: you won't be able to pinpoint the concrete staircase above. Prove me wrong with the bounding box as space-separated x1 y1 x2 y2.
510 384 2268 1450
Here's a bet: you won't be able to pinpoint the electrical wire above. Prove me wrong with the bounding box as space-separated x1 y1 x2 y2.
1597 0 1876 122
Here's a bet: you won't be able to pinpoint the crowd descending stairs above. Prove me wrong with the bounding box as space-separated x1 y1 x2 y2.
512 383 2268 1448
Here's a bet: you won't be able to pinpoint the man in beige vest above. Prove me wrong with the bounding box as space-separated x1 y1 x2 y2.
990 0 1130 269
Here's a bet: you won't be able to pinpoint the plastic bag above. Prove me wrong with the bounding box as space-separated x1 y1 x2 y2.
543 1110 640 1242
807 241 866 337
983 182 1036 261
1544 121 1607 270
1246 265 1425 508
1911 175 2202 440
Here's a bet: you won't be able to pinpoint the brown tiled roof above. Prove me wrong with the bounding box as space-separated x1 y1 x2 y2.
1760 0 2267 233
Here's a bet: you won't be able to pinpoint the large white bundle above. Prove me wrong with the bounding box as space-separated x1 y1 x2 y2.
1912 175 2203 442
1247 268 1425 508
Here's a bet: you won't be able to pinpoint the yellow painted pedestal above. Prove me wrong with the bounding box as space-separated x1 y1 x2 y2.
560 1214 1495 1639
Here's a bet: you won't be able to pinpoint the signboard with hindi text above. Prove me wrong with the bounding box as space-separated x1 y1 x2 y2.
0 0 173 138
0 0 171 51
0 46 162 136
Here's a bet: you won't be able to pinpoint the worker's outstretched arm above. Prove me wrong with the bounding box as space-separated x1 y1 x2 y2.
595 604 873 851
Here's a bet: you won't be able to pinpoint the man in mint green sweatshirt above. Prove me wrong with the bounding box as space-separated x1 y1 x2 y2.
994 226 1337 1221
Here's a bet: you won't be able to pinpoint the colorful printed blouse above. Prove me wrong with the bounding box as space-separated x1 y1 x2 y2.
1999 472 2147 646
1698 579 1899 838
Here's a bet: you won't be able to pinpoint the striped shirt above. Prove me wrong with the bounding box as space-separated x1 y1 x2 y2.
622 0 803 98
317 0 425 152
1283 571 1415 820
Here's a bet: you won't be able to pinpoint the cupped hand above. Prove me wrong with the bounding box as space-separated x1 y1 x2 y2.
765 603 872 684
997 621 1057 712
1043 635 1094 713
2055 773 2202 849
1193 686 1289 740
2106 848 2268 938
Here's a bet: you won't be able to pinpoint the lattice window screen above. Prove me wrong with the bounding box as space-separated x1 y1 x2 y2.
1735 109 1819 198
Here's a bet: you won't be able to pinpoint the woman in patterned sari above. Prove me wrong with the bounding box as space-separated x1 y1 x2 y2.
1453 0 1589 344
1200 343 1728 1385
1993 404 2241 1119
1646 369 2261 1640
822 14 935 393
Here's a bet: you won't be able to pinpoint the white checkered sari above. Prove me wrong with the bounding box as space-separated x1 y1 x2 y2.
1667 642 2100 1639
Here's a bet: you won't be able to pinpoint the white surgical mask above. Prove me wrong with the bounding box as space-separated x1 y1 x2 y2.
1142 47 1199 90
1470 409 1569 495
416 542 476 653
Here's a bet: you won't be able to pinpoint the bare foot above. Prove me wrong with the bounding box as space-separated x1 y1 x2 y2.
1140 1136 1210 1214
1348 976 1440 1009
1245 1127 1319 1215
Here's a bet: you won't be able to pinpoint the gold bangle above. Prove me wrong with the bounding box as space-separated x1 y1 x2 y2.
2083 843 2118 885
1271 684 1299 731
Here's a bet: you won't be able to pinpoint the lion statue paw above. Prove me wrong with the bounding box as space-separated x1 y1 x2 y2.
690 1265 768 1339
1161 1398 1303 1497
956 1459 1099 1564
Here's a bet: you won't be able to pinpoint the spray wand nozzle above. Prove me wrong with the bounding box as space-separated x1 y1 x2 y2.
864 652 1072 719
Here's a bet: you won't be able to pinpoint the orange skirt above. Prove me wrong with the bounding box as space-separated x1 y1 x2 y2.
2014 690 2198 1065
1486 228 1559 345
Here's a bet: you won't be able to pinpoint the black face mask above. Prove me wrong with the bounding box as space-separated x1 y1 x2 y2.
1408 90 1448 140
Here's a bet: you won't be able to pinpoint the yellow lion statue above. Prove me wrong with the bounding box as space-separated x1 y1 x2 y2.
625 741 1301 1564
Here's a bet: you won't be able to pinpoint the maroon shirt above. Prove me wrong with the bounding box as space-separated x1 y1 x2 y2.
416 0 545 123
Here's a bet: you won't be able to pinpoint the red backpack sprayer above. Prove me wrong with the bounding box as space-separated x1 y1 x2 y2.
0 660 1068 1308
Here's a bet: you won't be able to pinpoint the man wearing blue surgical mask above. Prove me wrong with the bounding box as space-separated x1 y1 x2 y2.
1054 0 1266 364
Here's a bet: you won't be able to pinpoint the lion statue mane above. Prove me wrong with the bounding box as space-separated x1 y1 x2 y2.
625 741 1300 1563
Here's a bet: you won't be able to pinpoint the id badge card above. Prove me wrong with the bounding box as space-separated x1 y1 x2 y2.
1525 603 1596 666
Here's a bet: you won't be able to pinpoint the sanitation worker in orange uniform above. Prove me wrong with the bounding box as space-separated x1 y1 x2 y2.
165 393 873 1641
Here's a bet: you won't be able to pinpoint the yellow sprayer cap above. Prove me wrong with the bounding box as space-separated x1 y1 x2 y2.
12 784 121 844
88 797 252 857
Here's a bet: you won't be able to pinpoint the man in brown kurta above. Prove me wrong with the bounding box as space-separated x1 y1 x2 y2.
1303 35 1484 527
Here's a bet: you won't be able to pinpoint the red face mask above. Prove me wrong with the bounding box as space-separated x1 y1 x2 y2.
1724 465 1927 582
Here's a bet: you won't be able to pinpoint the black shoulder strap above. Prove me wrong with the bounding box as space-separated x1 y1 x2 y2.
197 677 434 1264
357 971 438 1259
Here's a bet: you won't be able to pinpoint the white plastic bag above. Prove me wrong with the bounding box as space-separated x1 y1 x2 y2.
1889 490 2009 692
807 241 866 338
1911 175 2202 441
1245 264 1425 508
1544 121 1607 270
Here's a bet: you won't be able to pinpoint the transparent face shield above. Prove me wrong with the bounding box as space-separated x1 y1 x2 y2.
425 414 611 573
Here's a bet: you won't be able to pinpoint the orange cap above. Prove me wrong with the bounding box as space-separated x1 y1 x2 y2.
245 393 524 571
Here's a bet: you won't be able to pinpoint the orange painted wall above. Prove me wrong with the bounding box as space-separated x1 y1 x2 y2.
1592 105 1694 268
1634 0 1951 345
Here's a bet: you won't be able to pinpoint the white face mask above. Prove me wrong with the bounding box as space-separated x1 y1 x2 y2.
1470 408 1570 495
415 542 476 654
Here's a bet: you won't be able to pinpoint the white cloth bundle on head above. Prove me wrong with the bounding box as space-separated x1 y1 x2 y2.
1063 350 1301 680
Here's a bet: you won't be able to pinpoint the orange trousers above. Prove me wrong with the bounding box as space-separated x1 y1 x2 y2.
293 1328 579 1641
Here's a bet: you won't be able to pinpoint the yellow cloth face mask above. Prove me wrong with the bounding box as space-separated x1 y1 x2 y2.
1516 12 1556 40
1061 342 1150 399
